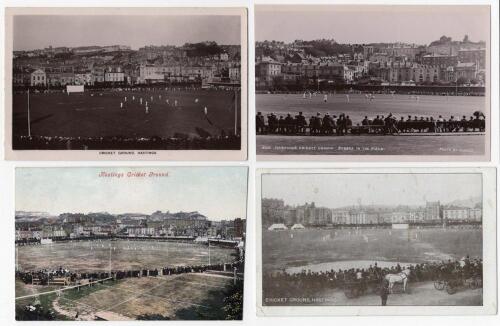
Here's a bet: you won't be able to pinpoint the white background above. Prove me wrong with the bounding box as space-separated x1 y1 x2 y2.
0 0 499 325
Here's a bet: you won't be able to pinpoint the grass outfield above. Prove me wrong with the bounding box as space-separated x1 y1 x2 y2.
16 274 234 320
262 227 482 273
256 93 486 155
17 240 236 272
13 89 240 138
256 93 485 123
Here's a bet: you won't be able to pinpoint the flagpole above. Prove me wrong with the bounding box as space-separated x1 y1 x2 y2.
27 88 31 137
234 88 237 135
109 242 111 276
208 240 211 266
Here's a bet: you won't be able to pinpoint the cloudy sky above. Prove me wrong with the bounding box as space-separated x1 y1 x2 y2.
13 14 241 51
16 167 248 220
262 173 482 208
256 5 490 45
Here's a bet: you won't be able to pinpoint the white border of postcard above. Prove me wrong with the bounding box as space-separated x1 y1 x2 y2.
4 7 248 161
256 167 497 315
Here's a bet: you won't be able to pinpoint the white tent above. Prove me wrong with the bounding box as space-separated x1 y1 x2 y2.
392 223 409 230
291 223 305 230
40 238 53 245
66 85 84 93
268 223 288 231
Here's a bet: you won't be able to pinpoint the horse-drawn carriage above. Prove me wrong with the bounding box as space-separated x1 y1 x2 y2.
434 274 482 294
343 278 382 298
343 269 411 299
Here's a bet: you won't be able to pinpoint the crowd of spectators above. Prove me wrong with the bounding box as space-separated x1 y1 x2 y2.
17 260 244 286
257 111 485 135
263 258 482 298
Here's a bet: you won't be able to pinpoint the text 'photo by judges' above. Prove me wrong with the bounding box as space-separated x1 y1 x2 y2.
255 5 490 161
4 7 248 161
256 168 496 315
15 167 248 321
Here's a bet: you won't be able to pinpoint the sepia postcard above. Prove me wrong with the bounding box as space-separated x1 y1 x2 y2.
4 7 248 161
15 166 248 320
255 5 491 161
256 168 497 315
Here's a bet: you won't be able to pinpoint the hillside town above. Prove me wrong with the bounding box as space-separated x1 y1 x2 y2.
15 210 245 242
262 198 482 228
13 42 241 89
256 35 486 90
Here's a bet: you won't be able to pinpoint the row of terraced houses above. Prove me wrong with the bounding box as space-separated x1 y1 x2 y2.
262 198 482 227
13 42 241 88
15 210 245 242
255 35 486 89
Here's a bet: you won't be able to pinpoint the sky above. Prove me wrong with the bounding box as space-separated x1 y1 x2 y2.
13 15 241 51
16 167 248 220
255 5 490 45
262 173 482 208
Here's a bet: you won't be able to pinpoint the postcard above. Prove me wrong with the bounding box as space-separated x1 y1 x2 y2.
5 7 248 161
255 5 490 161
15 166 248 320
256 168 496 315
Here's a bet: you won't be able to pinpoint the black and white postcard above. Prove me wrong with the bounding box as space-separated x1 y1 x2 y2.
5 7 248 160
256 168 496 315
255 5 490 161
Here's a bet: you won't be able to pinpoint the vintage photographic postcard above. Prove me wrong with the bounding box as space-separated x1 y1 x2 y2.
255 5 491 161
15 166 248 320
256 168 496 315
4 7 248 161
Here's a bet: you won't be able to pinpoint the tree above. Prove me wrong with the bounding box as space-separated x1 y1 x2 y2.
439 35 452 43
54 52 73 60
272 76 284 89
184 42 223 57
456 76 468 85
430 36 452 46
137 314 171 320
302 39 352 57
16 304 55 321
222 280 244 320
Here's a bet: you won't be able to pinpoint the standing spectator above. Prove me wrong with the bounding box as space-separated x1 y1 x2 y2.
380 279 390 306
